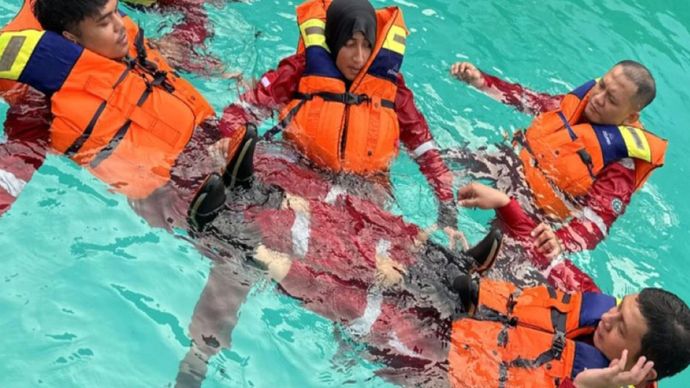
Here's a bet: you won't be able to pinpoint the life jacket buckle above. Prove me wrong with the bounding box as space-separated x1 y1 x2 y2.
552 331 566 359
343 92 369 105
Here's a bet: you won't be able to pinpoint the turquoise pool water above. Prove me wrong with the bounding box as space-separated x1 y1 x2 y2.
1 0 689 386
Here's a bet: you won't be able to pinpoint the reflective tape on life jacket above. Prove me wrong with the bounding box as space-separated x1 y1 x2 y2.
275 0 407 175
0 10 214 199
517 79 667 219
448 279 615 387
0 0 40 105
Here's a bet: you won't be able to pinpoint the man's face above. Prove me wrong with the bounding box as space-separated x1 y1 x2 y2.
66 0 129 60
593 294 649 367
583 65 640 125
335 31 373 81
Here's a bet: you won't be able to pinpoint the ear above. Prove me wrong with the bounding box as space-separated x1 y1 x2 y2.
62 30 79 44
623 111 640 126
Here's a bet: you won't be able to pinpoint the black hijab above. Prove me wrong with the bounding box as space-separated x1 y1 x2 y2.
325 0 377 58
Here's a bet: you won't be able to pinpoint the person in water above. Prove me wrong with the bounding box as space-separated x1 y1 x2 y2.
0 0 254 231
449 60 667 259
176 150 690 388
218 0 465 248
450 273 690 388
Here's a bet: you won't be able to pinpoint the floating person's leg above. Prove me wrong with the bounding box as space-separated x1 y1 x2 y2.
452 275 479 315
223 124 258 189
187 124 258 232
188 173 226 232
465 227 503 275
175 261 252 388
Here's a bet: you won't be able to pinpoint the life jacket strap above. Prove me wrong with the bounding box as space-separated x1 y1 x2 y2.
264 91 396 141
294 91 395 109
63 66 133 157
498 288 570 386
556 111 595 178
90 82 155 168
132 26 176 93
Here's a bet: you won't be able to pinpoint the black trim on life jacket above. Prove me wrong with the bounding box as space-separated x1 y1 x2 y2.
90 80 155 168
63 65 133 157
264 91 396 141
557 111 595 178
494 289 571 388
67 26 179 164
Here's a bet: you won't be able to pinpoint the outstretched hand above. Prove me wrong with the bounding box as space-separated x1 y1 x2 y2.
451 62 486 89
574 349 656 388
458 183 510 210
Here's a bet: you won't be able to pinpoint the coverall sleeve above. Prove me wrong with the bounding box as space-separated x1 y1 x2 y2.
555 162 637 253
0 92 51 216
396 74 458 229
219 53 305 137
477 71 564 115
496 199 601 293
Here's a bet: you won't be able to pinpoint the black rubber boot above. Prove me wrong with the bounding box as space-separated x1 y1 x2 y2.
466 227 503 275
188 173 226 232
223 124 258 189
452 274 479 315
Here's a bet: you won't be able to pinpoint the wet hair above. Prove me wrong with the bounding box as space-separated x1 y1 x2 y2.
33 0 110 35
615 60 656 110
638 288 690 380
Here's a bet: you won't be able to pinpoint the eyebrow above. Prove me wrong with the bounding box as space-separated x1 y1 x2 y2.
95 11 111 23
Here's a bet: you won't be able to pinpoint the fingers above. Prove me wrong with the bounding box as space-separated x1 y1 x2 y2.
451 62 461 76
444 227 469 252
451 62 477 82
531 223 561 258
457 183 477 200
458 198 480 208
614 355 654 386
618 349 628 369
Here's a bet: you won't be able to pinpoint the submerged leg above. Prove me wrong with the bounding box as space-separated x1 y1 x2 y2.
176 262 252 387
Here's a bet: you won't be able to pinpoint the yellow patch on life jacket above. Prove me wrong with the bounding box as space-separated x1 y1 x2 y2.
382 25 407 56
619 126 652 163
0 30 42 80
299 18 328 51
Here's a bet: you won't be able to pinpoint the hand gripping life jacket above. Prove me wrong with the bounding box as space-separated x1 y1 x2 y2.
0 4 214 199
276 0 408 175
516 80 668 219
448 279 616 388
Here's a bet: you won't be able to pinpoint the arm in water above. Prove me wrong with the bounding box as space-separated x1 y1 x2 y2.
218 53 305 137
396 74 460 238
458 182 600 293
555 161 636 252
451 62 637 253
450 61 563 115
0 90 50 217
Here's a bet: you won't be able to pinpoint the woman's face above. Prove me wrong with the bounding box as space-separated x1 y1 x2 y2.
335 31 373 81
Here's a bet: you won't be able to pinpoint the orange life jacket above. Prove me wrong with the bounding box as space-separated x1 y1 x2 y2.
448 279 615 388
0 3 215 199
276 0 408 174
517 80 668 219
